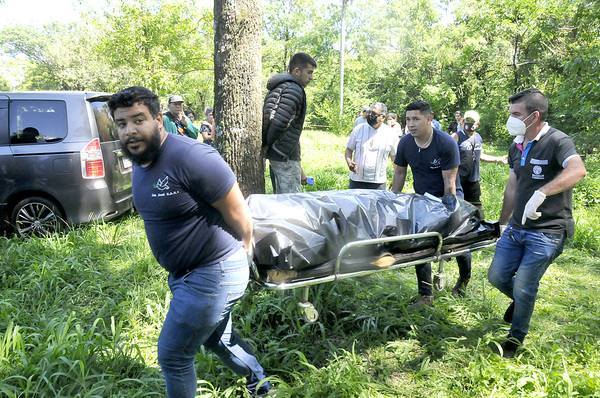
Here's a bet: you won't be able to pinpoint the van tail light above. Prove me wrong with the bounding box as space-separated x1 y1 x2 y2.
80 138 105 179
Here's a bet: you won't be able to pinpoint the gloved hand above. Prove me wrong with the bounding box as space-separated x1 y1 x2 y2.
521 190 546 225
442 194 458 211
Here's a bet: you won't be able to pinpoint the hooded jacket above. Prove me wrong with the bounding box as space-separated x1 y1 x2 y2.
262 73 306 161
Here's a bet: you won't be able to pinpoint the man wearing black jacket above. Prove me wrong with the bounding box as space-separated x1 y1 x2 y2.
262 52 317 193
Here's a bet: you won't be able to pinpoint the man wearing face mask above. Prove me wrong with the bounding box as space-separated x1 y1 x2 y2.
449 110 508 297
487 88 587 358
345 102 399 190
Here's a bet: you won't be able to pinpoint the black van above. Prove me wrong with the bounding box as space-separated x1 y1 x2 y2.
0 91 134 237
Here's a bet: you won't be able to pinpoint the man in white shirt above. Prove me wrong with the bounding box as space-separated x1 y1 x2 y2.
345 102 399 189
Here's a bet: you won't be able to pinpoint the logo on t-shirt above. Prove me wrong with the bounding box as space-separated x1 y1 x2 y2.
151 176 181 197
154 176 169 191
430 158 442 169
532 165 544 180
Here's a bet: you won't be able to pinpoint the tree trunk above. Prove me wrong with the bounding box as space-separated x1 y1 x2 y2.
214 0 264 196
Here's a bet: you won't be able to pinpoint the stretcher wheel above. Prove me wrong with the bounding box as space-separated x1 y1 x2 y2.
434 273 446 291
298 301 319 323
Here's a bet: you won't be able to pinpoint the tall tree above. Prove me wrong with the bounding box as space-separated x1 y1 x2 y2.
214 0 264 196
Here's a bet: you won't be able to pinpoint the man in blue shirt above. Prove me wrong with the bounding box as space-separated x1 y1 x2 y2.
391 100 462 308
108 86 272 397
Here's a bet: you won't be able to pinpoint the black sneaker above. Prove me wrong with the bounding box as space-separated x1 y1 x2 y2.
451 277 470 297
500 336 523 358
503 301 515 323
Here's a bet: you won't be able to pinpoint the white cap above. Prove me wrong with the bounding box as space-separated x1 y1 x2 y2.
464 110 480 123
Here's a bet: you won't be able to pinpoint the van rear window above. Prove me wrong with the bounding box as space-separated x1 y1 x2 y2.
91 101 119 142
10 100 67 144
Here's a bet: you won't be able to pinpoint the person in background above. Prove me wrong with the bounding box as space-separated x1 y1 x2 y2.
184 109 195 123
162 95 199 139
387 112 403 137
431 111 441 131
345 102 399 190
448 110 463 134
390 99 462 308
108 86 273 397
487 88 586 358
201 107 215 147
262 52 317 194
448 110 508 297
354 106 370 127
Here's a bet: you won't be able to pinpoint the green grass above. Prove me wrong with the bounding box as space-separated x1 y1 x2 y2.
1 130 599 397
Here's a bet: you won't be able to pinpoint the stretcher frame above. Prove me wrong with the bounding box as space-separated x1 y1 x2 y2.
250 231 498 322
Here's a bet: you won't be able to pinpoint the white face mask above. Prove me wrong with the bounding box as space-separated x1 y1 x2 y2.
506 113 534 136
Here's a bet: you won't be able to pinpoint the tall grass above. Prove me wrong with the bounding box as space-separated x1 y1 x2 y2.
1 130 599 397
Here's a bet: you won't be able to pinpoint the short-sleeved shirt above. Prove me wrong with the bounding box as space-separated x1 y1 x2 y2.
508 124 580 237
132 134 241 275
347 123 399 184
456 130 483 183
354 116 367 127
394 128 462 198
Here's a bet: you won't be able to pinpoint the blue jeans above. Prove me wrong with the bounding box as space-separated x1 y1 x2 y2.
487 225 566 341
157 248 271 397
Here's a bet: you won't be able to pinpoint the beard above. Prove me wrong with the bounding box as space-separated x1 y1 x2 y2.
121 126 162 166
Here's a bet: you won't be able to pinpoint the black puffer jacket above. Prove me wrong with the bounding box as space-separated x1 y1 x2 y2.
262 73 306 161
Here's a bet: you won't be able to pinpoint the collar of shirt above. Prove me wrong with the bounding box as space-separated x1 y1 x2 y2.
513 122 550 145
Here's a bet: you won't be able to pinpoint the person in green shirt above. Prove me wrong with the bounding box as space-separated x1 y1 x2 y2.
162 95 198 139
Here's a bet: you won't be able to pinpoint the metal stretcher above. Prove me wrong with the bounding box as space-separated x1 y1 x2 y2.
247 190 499 322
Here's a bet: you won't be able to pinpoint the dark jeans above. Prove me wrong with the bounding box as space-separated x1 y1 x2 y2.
461 179 482 210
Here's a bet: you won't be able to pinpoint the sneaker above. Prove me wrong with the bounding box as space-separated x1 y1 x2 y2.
503 301 515 323
500 336 523 358
411 295 434 308
451 277 470 297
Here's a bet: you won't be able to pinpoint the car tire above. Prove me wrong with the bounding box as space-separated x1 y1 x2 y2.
10 197 66 238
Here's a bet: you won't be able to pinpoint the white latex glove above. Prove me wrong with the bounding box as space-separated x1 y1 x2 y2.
521 190 546 225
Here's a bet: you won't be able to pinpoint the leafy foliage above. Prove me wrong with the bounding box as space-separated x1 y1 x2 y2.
1 0 598 149
258 0 600 149
0 0 215 115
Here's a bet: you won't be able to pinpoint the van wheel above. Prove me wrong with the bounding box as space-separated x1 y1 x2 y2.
10 197 66 238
